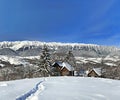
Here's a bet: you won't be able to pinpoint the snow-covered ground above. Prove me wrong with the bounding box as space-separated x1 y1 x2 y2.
39 77 120 100
0 78 43 100
75 57 119 66
0 77 120 100
0 55 28 65
0 55 119 67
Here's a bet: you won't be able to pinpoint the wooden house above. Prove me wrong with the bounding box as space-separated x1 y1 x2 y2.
52 62 74 76
87 68 102 77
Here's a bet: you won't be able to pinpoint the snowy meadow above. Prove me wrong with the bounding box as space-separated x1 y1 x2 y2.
0 77 120 100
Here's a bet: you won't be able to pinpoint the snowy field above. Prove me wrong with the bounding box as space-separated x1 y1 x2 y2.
0 77 120 100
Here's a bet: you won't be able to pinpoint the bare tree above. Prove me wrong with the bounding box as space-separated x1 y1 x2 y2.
65 51 76 67
1 69 9 81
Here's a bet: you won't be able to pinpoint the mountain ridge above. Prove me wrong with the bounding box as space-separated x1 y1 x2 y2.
0 40 118 49
0 40 119 57
0 41 120 67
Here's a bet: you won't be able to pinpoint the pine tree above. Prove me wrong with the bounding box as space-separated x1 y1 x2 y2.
37 45 52 77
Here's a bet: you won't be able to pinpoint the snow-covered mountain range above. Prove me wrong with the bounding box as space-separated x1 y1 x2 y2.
0 41 119 56
0 41 120 66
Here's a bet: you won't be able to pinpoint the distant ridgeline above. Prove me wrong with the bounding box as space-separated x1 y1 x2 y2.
0 41 119 57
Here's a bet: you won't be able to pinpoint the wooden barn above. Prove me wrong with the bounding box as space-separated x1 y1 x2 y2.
87 68 102 77
52 62 74 76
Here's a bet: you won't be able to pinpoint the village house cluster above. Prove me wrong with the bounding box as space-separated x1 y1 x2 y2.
52 61 102 77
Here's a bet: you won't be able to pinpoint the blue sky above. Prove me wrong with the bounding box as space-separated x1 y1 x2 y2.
0 0 120 46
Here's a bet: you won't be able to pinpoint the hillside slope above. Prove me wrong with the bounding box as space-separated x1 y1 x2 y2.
0 77 120 100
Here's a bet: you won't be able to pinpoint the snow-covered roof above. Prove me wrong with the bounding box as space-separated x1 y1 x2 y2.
52 61 63 67
62 62 74 71
92 68 102 76
53 62 74 71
